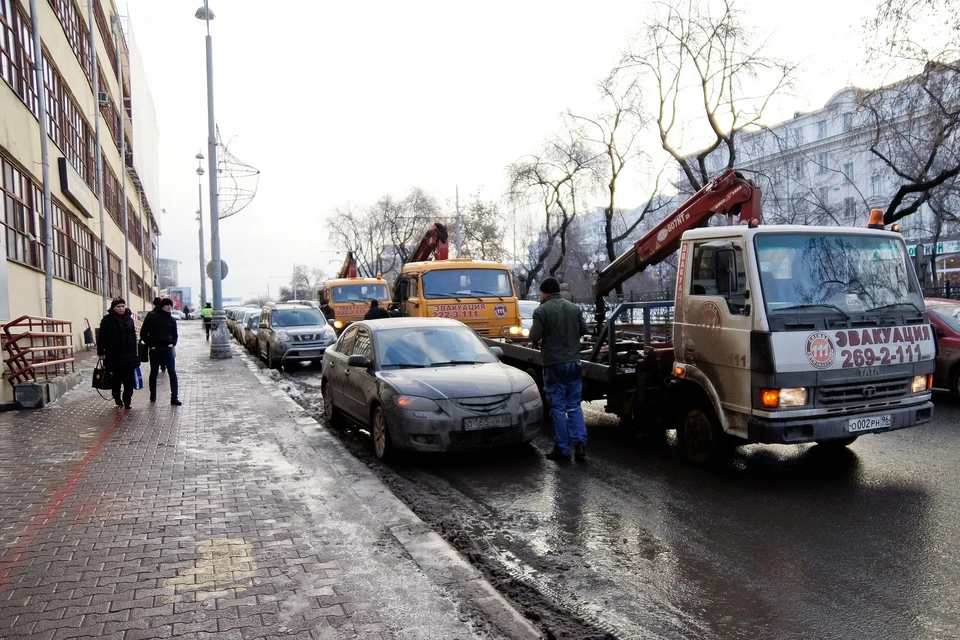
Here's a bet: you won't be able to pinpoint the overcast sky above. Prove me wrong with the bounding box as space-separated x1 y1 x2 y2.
125 0 884 303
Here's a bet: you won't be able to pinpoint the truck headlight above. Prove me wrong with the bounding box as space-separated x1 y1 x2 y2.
519 383 540 403
911 374 930 393
521 327 530 337
760 387 807 408
396 395 441 412
503 326 521 335
333 320 343 329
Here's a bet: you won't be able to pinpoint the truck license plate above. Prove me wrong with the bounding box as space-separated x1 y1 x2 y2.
463 414 512 430
847 414 892 432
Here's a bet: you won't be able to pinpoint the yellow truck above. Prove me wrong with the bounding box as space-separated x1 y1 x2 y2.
320 252 391 332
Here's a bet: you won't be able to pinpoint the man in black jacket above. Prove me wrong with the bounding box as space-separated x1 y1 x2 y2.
140 297 181 405
363 299 391 320
98 297 140 409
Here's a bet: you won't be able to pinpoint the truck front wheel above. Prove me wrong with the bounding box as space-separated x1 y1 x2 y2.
676 403 733 466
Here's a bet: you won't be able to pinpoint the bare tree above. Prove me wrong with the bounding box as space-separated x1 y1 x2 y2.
458 192 506 261
507 127 600 296
327 204 389 278
857 62 960 224
617 0 795 193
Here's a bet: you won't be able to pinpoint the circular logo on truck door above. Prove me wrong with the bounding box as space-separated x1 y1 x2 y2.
494 304 507 318
805 332 836 369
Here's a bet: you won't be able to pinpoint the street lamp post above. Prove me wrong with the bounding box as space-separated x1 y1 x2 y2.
196 1 230 358
195 152 207 308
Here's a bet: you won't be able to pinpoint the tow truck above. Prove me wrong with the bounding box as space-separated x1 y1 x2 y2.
391 222 523 338
486 169 935 464
319 252 391 333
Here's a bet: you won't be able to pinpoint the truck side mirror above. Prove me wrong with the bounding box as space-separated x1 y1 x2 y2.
715 249 738 295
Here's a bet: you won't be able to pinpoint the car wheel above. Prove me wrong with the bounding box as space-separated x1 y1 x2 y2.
951 368 960 396
371 406 394 461
321 380 343 429
676 402 732 466
815 436 858 449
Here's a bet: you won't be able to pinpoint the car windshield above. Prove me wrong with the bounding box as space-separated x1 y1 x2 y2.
376 325 498 369
755 233 922 315
518 301 538 319
331 284 388 303
930 305 960 332
421 269 514 299
272 308 324 327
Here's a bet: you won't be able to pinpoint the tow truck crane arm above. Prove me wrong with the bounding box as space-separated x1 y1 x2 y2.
593 169 761 301
337 251 358 279
408 222 449 263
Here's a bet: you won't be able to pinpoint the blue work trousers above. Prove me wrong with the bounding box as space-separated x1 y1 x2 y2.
149 346 179 399
542 361 587 455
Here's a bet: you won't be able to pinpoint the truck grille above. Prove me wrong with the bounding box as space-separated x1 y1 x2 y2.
459 319 492 336
817 377 911 408
449 425 522 449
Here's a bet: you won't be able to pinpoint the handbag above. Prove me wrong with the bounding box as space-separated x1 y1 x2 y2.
133 366 143 390
92 360 113 390
138 342 149 362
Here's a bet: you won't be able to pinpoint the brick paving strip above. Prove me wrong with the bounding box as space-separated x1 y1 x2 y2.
0 322 541 640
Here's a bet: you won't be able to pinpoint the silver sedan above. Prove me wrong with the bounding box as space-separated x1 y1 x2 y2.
320 317 543 460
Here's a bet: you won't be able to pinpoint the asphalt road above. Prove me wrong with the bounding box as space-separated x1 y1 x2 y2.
281 361 960 640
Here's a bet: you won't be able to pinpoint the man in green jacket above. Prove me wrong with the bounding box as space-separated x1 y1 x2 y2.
528 277 589 461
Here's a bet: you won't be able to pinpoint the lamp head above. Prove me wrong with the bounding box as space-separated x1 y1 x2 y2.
195 6 215 21
196 166 205 176
195 151 204 160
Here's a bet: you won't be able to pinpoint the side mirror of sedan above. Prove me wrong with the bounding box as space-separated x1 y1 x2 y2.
347 354 372 369
935 326 945 338
489 346 503 359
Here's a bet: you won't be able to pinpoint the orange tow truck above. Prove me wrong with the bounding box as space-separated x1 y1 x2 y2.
320 252 391 333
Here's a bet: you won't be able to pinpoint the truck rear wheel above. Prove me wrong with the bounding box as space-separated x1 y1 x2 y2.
676 403 732 466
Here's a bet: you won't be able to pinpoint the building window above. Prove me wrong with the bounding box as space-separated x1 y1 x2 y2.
0 1 39 117
42 55 94 189
49 0 91 81
69 216 99 292
129 268 143 298
50 202 71 281
793 127 804 145
818 120 827 139
870 174 882 196
844 197 856 218
842 113 853 132
795 159 805 179
107 251 122 298
127 202 142 252
102 156 123 228
843 163 855 182
817 152 828 173
818 186 829 204
1 156 43 269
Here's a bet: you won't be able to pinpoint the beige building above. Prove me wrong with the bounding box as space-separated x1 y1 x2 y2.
0 0 159 401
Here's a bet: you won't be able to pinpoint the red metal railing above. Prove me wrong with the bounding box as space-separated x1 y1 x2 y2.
2 316 75 384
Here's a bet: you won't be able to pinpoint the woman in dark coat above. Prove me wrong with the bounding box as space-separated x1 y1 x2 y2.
97 297 140 408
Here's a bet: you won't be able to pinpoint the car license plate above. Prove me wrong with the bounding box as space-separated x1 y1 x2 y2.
463 414 512 430
300 350 321 358
847 414 892 432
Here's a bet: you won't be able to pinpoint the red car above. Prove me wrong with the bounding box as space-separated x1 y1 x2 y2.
926 298 960 395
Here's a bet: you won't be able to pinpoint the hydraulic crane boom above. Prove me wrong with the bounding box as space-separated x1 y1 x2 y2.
408 222 449 263
337 252 358 279
593 169 761 301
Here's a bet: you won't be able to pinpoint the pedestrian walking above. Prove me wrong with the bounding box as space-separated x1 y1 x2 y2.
200 302 213 340
140 297 181 406
320 298 336 322
363 299 391 320
97 297 140 409
150 297 167 373
528 277 590 462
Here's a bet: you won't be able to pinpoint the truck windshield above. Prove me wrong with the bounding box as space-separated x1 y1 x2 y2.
421 269 514 299
331 284 388 303
755 233 922 315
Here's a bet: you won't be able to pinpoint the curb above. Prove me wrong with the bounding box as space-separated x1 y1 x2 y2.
244 354 543 640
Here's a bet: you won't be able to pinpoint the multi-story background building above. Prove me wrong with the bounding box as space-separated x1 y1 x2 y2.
0 0 159 401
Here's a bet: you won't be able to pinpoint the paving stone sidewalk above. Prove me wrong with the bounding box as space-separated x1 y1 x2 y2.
0 321 540 640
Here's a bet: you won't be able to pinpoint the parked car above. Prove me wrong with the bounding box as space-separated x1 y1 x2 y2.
518 300 538 338
258 302 336 369
187 308 203 320
320 317 543 460
243 314 260 354
171 309 185 320
234 308 258 341
926 298 960 394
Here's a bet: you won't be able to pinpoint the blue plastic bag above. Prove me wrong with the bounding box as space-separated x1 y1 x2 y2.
133 366 143 390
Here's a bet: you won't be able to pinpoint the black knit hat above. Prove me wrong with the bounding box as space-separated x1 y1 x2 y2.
539 277 561 294
109 297 126 310
160 297 173 307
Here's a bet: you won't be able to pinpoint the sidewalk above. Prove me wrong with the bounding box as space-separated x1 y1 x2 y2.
0 321 540 640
